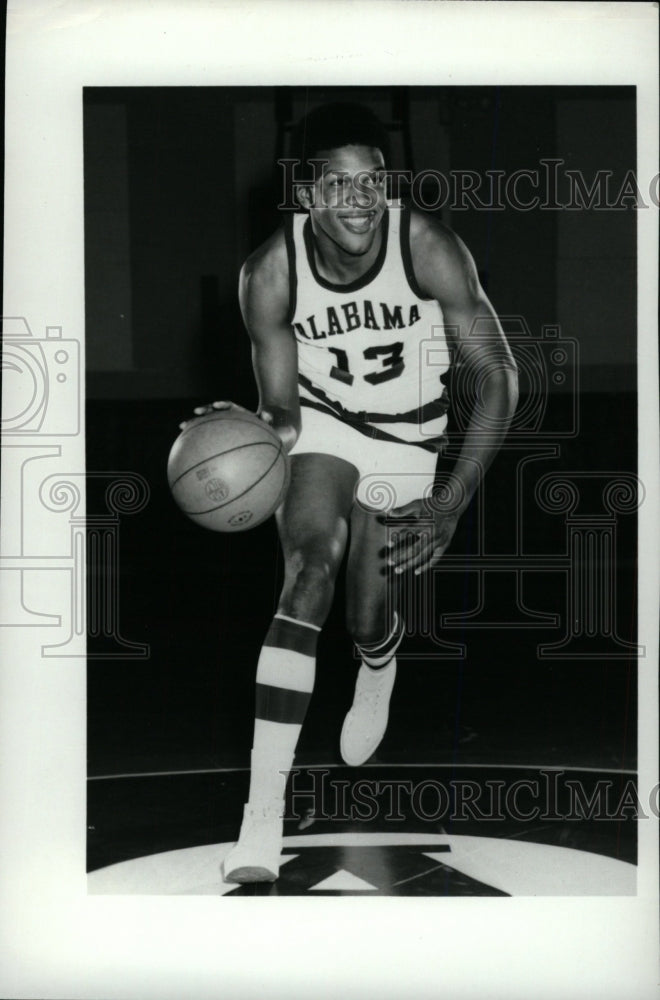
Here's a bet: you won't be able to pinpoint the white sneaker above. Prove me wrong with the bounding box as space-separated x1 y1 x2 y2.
340 659 397 766
222 801 284 883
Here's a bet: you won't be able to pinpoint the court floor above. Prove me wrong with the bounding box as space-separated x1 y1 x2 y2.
87 762 636 896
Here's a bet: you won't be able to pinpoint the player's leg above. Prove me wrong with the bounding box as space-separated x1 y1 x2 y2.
340 503 405 765
239 452 357 816
339 433 439 765
224 452 358 882
275 452 358 624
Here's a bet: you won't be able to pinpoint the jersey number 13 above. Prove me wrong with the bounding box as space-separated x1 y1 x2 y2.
328 342 404 386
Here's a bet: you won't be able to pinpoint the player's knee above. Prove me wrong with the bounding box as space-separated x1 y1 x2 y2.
285 548 338 602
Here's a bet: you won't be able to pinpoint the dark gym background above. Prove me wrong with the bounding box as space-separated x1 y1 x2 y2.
84 87 637 873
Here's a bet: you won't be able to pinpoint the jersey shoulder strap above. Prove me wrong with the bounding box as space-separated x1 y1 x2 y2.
283 212 304 321
396 201 434 301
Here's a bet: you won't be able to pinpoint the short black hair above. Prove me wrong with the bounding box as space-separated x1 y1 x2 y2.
290 102 390 175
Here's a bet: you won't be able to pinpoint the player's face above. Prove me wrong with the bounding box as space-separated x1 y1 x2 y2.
305 145 387 257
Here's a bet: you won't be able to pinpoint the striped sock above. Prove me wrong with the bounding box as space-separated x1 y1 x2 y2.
356 611 405 670
247 614 320 808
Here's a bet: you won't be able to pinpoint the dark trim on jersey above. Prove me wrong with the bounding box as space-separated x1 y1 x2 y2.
255 683 311 725
302 208 390 293
299 373 449 425
299 395 445 454
283 213 298 323
400 203 434 301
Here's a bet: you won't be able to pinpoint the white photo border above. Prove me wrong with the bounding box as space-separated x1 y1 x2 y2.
2 2 658 998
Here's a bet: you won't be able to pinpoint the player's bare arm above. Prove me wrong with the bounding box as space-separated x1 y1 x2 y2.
182 230 301 450
388 210 519 575
238 229 301 453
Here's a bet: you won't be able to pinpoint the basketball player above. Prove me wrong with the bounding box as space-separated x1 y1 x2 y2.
189 103 518 883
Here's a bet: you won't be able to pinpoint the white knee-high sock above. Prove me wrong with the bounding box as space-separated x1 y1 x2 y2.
247 614 320 808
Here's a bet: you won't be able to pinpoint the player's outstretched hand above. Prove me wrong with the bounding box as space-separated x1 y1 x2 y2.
385 498 460 576
178 400 249 430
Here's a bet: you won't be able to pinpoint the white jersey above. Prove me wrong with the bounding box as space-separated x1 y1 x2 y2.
284 202 451 452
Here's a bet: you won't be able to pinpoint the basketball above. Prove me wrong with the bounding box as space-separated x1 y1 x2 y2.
167 408 290 532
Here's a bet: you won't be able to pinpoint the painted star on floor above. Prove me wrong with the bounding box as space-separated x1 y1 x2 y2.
226 842 509 896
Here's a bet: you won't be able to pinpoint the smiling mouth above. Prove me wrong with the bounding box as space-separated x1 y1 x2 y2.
338 211 376 234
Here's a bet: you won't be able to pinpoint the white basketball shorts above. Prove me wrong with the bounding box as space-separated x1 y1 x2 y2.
289 404 439 513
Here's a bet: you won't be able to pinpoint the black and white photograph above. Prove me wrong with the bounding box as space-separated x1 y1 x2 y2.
1 3 658 999
84 82 641 897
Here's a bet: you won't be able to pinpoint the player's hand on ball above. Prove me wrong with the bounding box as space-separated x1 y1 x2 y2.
385 499 460 576
179 400 249 430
